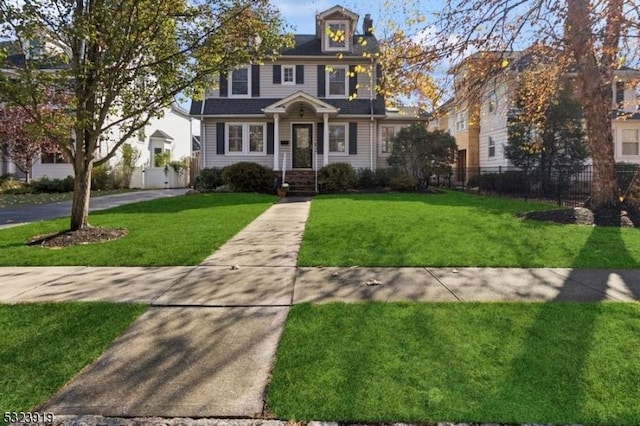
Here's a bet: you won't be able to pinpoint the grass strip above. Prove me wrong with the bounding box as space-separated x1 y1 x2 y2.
268 302 640 425
298 192 640 268
0 193 275 266
0 302 147 412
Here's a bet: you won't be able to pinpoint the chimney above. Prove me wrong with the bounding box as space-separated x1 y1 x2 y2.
363 14 373 35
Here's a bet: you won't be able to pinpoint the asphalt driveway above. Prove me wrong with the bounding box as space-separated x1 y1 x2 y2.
0 189 188 228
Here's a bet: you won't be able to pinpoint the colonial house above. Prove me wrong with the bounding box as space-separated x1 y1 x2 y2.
190 5 426 192
433 51 640 183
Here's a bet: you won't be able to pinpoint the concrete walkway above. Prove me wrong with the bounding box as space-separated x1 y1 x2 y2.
0 188 188 227
1 196 639 422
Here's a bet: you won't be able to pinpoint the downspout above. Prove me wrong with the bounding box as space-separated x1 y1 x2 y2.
200 98 206 169
369 56 375 170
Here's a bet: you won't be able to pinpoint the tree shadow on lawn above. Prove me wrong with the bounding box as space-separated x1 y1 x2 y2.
315 191 555 218
88 193 277 217
459 226 640 424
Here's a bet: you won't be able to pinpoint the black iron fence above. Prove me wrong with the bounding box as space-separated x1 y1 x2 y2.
435 164 639 207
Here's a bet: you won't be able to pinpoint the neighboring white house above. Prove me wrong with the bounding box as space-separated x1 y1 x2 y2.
1 39 195 188
436 51 640 179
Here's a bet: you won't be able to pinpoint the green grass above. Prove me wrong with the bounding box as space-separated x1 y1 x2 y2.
299 191 640 268
0 193 276 266
268 302 640 425
0 302 147 412
0 189 136 209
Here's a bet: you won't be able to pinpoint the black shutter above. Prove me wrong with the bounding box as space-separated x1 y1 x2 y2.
267 122 274 155
349 65 357 98
317 65 325 97
317 123 324 154
273 65 281 84
216 123 225 154
349 122 357 155
616 82 625 107
296 65 304 84
251 65 260 97
219 74 228 97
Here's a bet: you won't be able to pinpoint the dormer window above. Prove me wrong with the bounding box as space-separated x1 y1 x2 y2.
325 20 349 51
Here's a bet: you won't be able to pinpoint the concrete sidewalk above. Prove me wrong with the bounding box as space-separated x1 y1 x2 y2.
1 196 639 422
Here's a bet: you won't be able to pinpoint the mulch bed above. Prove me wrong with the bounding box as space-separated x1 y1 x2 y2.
520 206 640 228
25 226 128 248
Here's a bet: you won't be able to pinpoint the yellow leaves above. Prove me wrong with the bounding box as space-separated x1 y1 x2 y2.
337 53 344 60
501 59 510 68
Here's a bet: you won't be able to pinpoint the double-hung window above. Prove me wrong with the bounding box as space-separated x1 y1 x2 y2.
455 110 467 131
282 65 295 85
230 67 250 96
488 136 496 157
226 123 266 155
327 66 347 97
329 124 347 154
381 126 395 154
41 151 69 164
622 129 639 155
488 90 497 114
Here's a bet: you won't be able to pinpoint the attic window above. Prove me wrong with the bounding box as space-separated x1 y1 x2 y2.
325 21 349 51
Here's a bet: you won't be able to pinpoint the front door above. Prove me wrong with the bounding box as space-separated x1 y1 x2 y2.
292 124 313 169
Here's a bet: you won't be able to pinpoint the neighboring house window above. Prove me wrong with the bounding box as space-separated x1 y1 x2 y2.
230 67 250 96
41 151 69 164
488 90 497 113
381 126 395 154
327 66 347 97
329 124 347 153
283 66 295 85
325 21 348 51
226 123 266 155
455 110 467 131
488 136 496 157
622 129 639 155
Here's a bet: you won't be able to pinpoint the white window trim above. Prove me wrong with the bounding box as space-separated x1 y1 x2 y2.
488 136 496 158
282 65 295 85
229 66 251 98
324 20 349 52
326 66 348 98
487 90 497 114
380 125 407 155
225 123 267 155
329 122 349 155
621 129 639 156
455 110 467 132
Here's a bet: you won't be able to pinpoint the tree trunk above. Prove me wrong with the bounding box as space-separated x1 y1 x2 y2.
566 0 618 209
70 159 92 230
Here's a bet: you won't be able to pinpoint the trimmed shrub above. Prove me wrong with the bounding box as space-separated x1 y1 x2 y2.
390 173 417 192
318 162 356 193
31 175 75 193
194 167 224 192
221 162 273 193
91 164 114 190
356 168 376 189
374 168 395 187
0 176 29 194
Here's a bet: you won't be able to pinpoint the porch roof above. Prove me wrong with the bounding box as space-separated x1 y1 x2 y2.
190 97 385 117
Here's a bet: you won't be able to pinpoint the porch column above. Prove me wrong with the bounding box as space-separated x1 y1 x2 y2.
323 112 329 166
273 113 280 170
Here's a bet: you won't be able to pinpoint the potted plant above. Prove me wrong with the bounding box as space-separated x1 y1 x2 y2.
277 182 289 197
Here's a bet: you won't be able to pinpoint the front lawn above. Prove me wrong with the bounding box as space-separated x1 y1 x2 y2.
298 192 640 268
0 302 146 412
0 193 276 266
268 302 640 425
